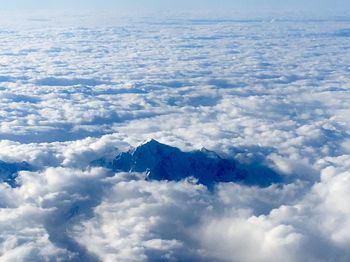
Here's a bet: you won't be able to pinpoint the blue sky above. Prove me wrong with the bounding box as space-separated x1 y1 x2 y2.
1 0 350 14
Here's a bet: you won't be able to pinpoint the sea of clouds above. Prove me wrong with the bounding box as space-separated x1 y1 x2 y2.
0 12 350 261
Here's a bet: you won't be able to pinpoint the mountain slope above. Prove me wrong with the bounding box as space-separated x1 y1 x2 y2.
92 139 282 187
0 160 32 187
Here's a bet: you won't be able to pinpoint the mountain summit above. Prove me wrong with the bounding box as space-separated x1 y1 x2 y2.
93 139 282 187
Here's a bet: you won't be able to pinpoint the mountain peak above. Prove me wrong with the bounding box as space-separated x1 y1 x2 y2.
140 138 161 146
92 140 282 188
131 139 178 156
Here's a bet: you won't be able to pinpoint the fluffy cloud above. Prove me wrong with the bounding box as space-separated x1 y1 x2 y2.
0 12 350 261
0 156 349 261
72 164 350 262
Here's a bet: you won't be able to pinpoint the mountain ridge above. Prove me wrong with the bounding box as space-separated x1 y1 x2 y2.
0 160 32 187
92 139 282 187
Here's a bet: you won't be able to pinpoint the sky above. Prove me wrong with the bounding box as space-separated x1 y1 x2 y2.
1 0 350 261
1 0 350 14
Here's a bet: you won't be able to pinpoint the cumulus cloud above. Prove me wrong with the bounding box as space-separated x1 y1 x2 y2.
0 154 349 261
71 164 350 262
0 167 111 261
0 12 349 262
0 164 337 261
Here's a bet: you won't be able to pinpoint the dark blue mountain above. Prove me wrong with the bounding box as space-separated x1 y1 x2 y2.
92 139 282 187
0 160 32 187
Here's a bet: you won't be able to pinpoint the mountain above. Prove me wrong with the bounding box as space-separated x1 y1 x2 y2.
0 160 32 187
92 139 282 187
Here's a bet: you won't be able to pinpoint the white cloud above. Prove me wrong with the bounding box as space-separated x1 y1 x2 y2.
0 158 349 261
0 13 350 261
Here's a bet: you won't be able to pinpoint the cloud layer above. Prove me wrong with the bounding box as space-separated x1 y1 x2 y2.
0 14 350 261
1 162 350 261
